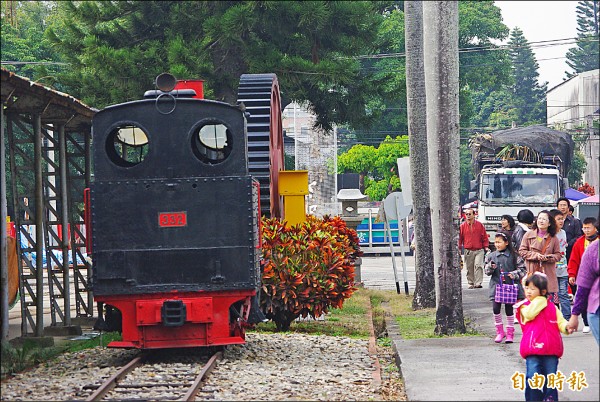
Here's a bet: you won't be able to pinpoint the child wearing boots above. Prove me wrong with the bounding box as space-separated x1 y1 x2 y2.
485 232 526 343
516 273 573 401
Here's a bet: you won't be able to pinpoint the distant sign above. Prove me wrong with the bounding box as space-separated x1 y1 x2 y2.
337 173 360 191
397 158 413 207
383 192 412 220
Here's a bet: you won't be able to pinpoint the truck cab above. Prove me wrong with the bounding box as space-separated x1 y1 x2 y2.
470 162 566 243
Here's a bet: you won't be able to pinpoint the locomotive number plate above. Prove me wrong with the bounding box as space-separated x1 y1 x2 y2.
158 212 187 227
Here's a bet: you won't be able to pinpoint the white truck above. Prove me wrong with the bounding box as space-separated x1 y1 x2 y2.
468 126 573 242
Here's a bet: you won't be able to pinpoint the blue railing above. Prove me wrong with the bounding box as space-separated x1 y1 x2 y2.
356 217 400 245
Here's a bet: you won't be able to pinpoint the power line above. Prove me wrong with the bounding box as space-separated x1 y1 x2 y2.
381 104 599 111
278 50 599 77
350 35 599 60
338 136 598 147
360 51 600 73
1 61 68 66
341 121 599 137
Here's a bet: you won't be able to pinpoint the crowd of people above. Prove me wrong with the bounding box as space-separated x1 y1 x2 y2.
459 197 599 401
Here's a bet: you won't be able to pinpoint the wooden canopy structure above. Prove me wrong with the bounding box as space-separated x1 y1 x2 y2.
1 67 97 342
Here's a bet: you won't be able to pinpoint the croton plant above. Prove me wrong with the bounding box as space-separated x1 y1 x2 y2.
260 215 363 331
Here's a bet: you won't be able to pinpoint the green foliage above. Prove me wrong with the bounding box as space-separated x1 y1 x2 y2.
366 1 511 135
0 332 121 378
337 136 409 201
337 144 378 176
568 150 588 188
458 1 511 91
471 27 547 128
364 177 395 202
65 332 122 353
508 28 547 125
361 8 408 138
252 288 380 338
46 1 386 131
471 89 514 128
565 1 600 77
489 105 519 128
0 1 64 84
395 310 439 339
4 0 515 136
284 153 296 170
260 215 361 332
1 340 60 378
459 142 474 204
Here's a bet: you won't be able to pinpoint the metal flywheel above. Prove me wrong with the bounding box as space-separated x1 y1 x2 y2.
237 74 284 218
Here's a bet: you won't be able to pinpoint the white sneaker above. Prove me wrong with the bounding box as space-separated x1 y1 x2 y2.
583 326 590 334
514 316 519 324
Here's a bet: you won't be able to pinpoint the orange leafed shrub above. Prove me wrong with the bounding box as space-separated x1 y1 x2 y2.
260 215 362 331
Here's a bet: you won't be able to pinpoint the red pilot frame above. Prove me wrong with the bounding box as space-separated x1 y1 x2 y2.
96 291 254 349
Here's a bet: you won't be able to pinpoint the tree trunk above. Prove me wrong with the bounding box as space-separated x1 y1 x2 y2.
404 1 436 310
423 1 465 335
271 309 298 332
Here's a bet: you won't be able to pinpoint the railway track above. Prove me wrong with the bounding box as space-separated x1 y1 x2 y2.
84 348 222 401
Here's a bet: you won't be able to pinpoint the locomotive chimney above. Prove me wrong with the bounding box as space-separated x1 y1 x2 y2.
144 73 204 99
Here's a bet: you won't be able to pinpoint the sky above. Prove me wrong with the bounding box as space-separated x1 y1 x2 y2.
494 1 579 90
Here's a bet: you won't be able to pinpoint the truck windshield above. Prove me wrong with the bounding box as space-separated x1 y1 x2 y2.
480 174 558 204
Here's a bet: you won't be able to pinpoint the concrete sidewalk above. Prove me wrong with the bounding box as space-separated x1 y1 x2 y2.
360 255 599 401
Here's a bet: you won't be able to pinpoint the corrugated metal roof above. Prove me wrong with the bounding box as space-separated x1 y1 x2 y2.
1 67 97 132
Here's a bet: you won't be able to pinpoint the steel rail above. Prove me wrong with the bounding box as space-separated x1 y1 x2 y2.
182 350 223 401
86 350 222 401
86 354 145 401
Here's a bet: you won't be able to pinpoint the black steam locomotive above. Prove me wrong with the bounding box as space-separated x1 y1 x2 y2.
87 73 284 349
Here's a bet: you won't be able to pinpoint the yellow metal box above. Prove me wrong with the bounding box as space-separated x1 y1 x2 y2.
278 170 309 195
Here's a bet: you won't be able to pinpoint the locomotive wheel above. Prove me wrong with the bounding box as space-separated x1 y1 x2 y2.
237 74 284 218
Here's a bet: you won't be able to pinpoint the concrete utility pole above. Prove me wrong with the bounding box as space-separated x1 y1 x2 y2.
1 107 8 343
405 0 435 309
423 1 465 335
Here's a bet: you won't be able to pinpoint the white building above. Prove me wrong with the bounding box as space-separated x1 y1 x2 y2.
282 102 340 216
547 69 599 192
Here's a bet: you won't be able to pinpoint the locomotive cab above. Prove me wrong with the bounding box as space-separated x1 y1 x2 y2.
89 73 281 349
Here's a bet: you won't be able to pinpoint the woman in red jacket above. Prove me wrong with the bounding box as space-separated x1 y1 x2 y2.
567 217 598 333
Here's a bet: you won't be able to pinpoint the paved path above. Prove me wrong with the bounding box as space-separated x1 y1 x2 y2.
361 254 599 401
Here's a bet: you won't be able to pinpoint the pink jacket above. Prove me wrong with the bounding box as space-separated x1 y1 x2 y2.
516 296 568 359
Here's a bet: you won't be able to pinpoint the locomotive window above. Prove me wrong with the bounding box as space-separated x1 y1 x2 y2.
106 124 149 167
191 123 232 164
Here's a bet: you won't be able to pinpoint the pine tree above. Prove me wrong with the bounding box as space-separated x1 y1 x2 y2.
46 1 385 131
565 0 600 78
508 27 547 125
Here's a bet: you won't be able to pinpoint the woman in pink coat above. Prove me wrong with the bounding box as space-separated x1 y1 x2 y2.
519 210 562 301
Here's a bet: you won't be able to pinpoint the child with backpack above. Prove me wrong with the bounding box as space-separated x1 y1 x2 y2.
516 272 573 401
484 232 526 343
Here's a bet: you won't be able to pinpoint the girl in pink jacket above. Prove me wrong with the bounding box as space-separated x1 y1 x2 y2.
516 272 572 401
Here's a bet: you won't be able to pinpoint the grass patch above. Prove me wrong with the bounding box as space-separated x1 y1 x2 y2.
65 331 122 353
1 332 121 379
252 288 373 338
337 289 482 339
1 340 64 378
383 292 482 339
377 337 392 347
396 310 438 339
